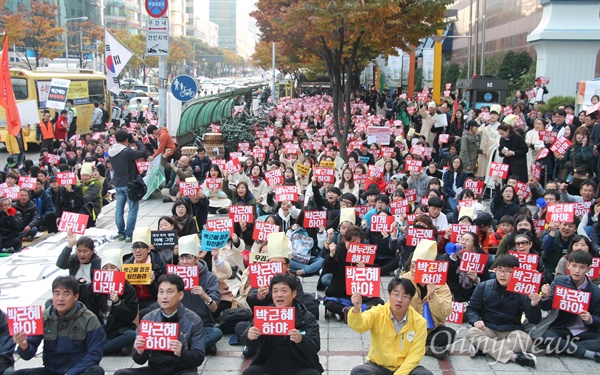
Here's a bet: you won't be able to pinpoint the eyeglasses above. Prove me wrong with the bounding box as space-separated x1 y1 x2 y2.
514 241 531 247
495 269 512 275
390 292 412 300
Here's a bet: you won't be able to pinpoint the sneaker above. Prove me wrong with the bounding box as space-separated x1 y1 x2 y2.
117 235 126 241
163 197 173 203
121 346 132 355
0 247 15 254
242 346 256 359
515 352 537 368
206 345 217 355
426 346 448 360
125 238 132 243
594 352 600 362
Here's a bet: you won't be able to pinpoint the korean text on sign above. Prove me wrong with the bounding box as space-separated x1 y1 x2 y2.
150 230 177 249
179 181 200 196
57 212 89 235
414 260 449 285
506 268 542 295
345 242 377 265
370 215 395 233
253 306 295 336
249 262 284 288
56 172 77 185
7 306 44 335
204 178 222 190
345 266 380 297
201 231 230 251
405 159 422 173
446 302 465 324
450 225 477 243
92 270 125 295
547 203 575 223
304 211 327 228
552 285 590 314
139 321 179 351
166 265 199 290
508 251 539 271
265 169 284 186
206 218 233 235
314 167 335 184
458 252 489 274
274 186 298 202
488 162 510 179
405 227 435 247
464 180 484 196
229 205 254 223
252 221 280 242
122 264 152 285
390 199 410 215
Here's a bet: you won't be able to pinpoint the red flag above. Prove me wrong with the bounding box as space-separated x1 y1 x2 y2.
0 36 22 136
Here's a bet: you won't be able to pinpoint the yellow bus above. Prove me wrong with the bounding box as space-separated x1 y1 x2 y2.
0 68 110 143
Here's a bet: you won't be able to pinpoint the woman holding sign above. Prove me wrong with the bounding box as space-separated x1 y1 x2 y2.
497 121 528 183
171 200 199 238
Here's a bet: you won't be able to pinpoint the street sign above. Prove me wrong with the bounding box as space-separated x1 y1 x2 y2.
146 18 169 32
171 75 197 101
145 0 169 18
146 33 169 56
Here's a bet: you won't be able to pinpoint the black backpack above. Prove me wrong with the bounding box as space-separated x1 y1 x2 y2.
127 175 147 201
217 308 253 334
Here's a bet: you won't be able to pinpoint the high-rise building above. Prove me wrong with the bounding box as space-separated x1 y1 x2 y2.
185 0 219 47
104 0 146 35
208 0 257 59
5 0 104 28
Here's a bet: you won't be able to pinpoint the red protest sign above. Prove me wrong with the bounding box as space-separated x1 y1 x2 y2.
345 266 380 297
515 181 531 199
414 260 449 285
205 178 222 190
587 258 600 278
370 215 395 233
457 200 475 209
530 164 541 181
314 167 335 184
225 158 242 174
274 186 298 202
18 177 36 189
56 172 77 185
136 162 150 174
230 152 243 159
355 206 369 219
139 321 179 351
238 142 251 153
265 169 284 186
587 103 600 115
464 180 484 196
206 218 233 236
537 148 549 160
538 76 550 85
353 173 367 185
284 143 300 155
405 227 435 246
229 205 254 223
58 212 88 234
254 306 295 336
458 252 489 274
405 159 423 173
450 225 477 243
381 147 394 158
507 268 542 295
259 138 271 147
489 162 510 179
574 202 591 217
565 114 574 125
249 261 284 288
303 211 327 228
552 285 590 314
446 302 465 324
167 264 199 290
525 88 536 100
252 221 280 242
508 251 539 271
438 134 450 145
252 147 266 159
390 199 410 215
7 306 44 336
502 106 513 116
213 158 227 171
46 154 61 164
549 136 572 157
405 189 417 202
92 270 125 295
368 165 384 178
179 181 201 196
547 203 575 223
346 242 377 265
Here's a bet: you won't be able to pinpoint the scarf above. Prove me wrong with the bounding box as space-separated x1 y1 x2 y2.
250 175 263 187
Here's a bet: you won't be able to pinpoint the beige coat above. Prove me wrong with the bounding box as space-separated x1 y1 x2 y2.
402 271 453 330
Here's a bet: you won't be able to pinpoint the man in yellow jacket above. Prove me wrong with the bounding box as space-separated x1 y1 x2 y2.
348 277 432 375
5 125 31 167
402 240 455 359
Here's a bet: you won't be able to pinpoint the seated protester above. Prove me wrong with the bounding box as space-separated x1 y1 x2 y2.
272 199 300 233
190 147 212 183
473 212 495 253
361 194 390 230
533 190 560 222
442 156 467 213
49 177 85 233
427 196 449 232
407 170 431 202
234 165 268 214
203 164 231 214
347 277 433 375
30 177 55 231
240 273 323 375
542 218 579 284
322 226 384 322
223 179 257 207
489 215 514 248
123 227 167 312
555 235 600 285
327 193 360 230
13 276 105 375
172 200 199 237
539 250 600 361
426 162 443 180
0 309 15 375
56 230 101 302
579 198 600 237
491 179 520 222
403 240 455 359
182 188 210 236
161 156 193 203
365 210 401 275
440 231 493 302
310 179 341 217
13 189 40 241
114 274 206 375
559 179 596 204
83 249 138 355
360 184 380 210
336 167 360 200
497 215 539 255
0 197 23 252
78 163 102 228
287 212 326 277
398 215 438 272
154 216 179 265
450 189 478 224
465 254 542 368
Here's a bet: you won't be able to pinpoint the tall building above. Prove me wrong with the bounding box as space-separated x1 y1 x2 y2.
210 0 238 51
104 0 146 35
186 0 219 47
5 0 104 27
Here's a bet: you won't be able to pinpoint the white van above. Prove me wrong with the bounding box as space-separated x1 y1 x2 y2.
132 84 159 99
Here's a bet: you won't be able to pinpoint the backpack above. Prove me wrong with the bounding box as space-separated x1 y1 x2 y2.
127 174 147 201
289 227 314 264
217 308 253 334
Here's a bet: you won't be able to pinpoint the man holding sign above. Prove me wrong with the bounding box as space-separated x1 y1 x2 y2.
241 273 323 375
115 274 205 375
539 251 600 362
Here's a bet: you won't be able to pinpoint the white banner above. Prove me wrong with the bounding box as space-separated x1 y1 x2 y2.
105 29 133 95
422 48 434 90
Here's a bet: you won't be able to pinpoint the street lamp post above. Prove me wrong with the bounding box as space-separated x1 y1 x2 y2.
64 16 88 68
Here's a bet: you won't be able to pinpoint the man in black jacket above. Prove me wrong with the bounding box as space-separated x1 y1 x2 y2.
13 188 40 241
0 197 23 252
466 254 541 368
241 273 324 375
190 147 212 183
539 250 600 362
108 130 147 242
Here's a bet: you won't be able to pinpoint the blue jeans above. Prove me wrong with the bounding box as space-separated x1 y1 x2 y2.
447 196 458 213
321 273 332 287
104 329 136 354
290 257 324 276
115 186 140 238
204 326 223 348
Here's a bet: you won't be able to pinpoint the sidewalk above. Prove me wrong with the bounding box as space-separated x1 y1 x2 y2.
2 198 596 374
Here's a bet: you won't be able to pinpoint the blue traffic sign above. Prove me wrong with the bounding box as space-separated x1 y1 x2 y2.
145 0 169 18
171 75 197 102
484 92 492 101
